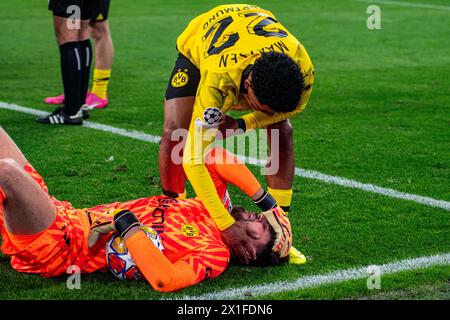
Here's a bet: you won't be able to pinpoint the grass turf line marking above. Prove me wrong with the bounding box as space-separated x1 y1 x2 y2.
354 0 450 11
177 253 450 299
1 101 449 211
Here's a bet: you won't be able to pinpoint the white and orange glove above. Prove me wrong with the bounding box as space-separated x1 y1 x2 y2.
262 207 293 258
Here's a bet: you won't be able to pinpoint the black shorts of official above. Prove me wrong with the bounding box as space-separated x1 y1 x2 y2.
90 0 110 24
165 53 201 100
48 0 107 21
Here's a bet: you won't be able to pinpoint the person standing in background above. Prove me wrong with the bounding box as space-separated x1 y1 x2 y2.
38 0 113 125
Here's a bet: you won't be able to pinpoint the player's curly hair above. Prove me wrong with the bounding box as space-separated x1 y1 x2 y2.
251 52 305 113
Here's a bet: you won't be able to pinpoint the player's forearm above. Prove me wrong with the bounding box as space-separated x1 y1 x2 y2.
241 107 303 130
206 147 277 212
183 161 235 230
183 122 235 230
125 231 196 292
207 147 261 198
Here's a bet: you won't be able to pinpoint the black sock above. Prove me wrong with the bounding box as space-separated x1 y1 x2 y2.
79 39 92 105
59 41 82 116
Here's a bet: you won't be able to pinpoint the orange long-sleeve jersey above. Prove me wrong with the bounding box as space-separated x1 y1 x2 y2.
88 195 229 291
0 148 261 291
85 147 261 292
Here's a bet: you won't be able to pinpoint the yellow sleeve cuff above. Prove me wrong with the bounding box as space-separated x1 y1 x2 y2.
216 214 236 231
241 107 303 130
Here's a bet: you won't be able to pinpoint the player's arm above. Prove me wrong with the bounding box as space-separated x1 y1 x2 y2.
182 74 259 264
206 147 278 211
124 227 229 292
182 77 235 231
112 210 196 292
206 147 261 197
125 229 197 292
240 102 305 131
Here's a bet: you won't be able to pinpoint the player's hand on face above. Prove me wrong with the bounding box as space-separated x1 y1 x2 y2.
217 115 239 139
262 207 292 258
221 221 259 265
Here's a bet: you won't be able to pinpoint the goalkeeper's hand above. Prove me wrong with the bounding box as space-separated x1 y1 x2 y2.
262 207 292 258
88 210 140 248
88 221 116 248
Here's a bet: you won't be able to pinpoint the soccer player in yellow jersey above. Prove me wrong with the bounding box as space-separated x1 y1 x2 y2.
158 4 314 264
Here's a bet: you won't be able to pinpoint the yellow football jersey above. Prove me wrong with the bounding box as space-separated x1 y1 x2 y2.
181 4 314 230
177 4 315 130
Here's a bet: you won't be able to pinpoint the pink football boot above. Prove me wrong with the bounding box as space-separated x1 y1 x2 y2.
44 94 65 105
84 92 108 110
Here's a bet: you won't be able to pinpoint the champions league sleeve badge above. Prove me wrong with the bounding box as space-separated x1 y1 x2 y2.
195 107 223 129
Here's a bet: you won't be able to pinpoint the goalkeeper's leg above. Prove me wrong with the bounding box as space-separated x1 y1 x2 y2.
0 159 56 235
0 128 56 235
0 127 27 168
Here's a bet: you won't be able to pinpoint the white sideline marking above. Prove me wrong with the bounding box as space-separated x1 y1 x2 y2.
83 121 161 144
354 0 450 11
1 101 449 211
294 168 450 211
178 253 450 300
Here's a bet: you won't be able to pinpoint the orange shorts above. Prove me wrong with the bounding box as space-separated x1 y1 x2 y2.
0 163 107 277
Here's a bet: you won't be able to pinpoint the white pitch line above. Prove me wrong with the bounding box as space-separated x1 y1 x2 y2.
1 101 449 211
354 0 450 11
0 102 162 144
295 168 450 211
83 121 161 144
178 253 450 300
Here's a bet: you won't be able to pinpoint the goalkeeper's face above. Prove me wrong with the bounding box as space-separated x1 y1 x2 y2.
231 206 290 266
233 208 272 255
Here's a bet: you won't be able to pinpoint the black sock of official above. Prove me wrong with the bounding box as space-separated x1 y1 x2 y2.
79 39 92 105
59 41 82 116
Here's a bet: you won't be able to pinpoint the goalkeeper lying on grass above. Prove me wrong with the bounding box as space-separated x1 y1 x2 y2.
0 127 294 292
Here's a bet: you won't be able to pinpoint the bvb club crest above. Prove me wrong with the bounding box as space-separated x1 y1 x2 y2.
171 69 189 87
181 224 199 237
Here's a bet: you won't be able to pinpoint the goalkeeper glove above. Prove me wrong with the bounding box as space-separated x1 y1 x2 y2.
262 207 292 258
88 210 140 248
114 210 140 238
88 220 115 248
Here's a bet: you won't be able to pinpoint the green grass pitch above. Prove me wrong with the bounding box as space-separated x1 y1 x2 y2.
0 0 449 299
